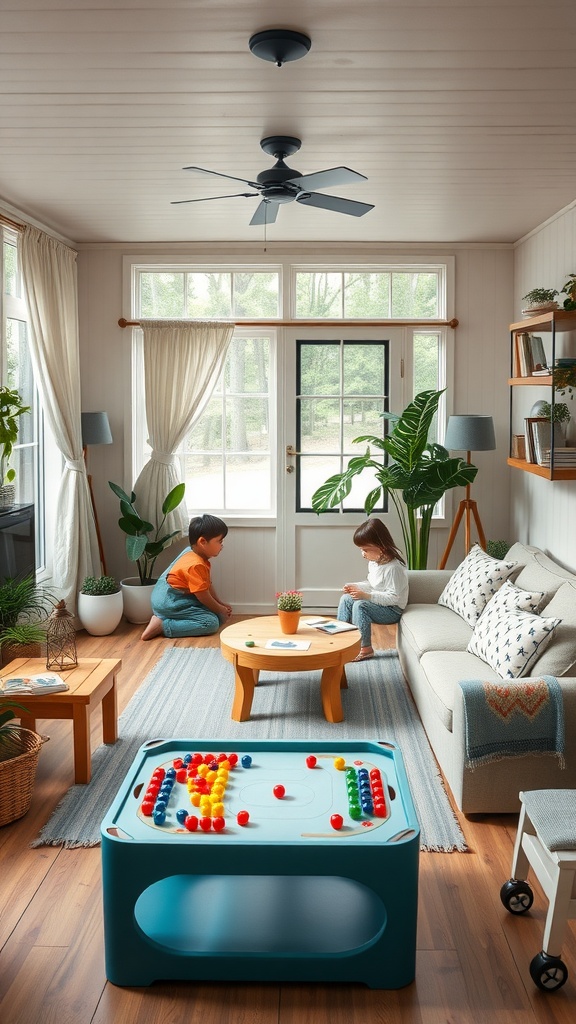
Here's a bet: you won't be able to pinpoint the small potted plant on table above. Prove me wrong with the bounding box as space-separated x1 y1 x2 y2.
78 576 123 636
276 590 303 634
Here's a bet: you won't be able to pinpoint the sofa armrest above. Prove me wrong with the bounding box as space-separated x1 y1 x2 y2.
407 569 453 605
452 677 576 749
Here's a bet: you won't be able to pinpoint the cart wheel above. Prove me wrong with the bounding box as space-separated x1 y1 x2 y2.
529 951 568 991
500 879 534 914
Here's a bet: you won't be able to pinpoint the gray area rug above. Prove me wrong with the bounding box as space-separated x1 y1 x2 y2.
33 646 467 852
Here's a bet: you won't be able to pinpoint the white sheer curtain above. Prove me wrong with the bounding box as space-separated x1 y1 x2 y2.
133 319 234 539
20 226 100 609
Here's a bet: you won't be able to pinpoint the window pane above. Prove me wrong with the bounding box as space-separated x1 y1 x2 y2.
224 335 269 394
140 273 185 317
295 272 342 318
343 399 385 449
233 272 279 318
344 273 390 318
7 319 34 444
299 455 343 509
225 455 271 510
414 332 440 443
182 453 224 508
186 396 223 451
299 398 341 452
343 458 385 511
391 272 439 318
187 272 232 317
225 397 269 452
343 343 386 395
3 240 19 297
299 343 340 395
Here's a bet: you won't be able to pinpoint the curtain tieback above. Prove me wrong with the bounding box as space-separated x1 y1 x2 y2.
65 458 85 472
150 449 176 467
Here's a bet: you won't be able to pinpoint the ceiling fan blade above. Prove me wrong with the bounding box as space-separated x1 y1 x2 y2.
287 166 368 191
249 201 279 226
171 193 258 205
183 165 261 190
297 192 374 218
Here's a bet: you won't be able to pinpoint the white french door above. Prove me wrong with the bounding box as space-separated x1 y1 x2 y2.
277 328 406 613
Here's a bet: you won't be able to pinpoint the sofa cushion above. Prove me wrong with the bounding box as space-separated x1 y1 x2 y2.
419 650 502 731
467 603 561 679
513 549 576 603
531 581 576 677
438 544 518 627
399 603 473 659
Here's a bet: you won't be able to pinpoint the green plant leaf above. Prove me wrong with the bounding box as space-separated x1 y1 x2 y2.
162 483 186 515
126 535 147 561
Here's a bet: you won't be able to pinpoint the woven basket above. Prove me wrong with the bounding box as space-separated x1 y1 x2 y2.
0 642 43 669
0 728 47 827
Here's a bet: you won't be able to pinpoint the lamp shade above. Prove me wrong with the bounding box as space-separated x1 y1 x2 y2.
444 415 496 452
81 411 113 447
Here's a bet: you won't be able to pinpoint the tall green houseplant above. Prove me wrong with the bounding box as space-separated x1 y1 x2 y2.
311 389 478 569
109 481 186 584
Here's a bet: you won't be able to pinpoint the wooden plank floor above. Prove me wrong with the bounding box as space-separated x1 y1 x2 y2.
1 617 575 1024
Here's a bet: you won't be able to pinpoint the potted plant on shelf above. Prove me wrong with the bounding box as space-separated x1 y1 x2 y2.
560 273 576 310
311 389 478 570
521 288 559 317
276 591 303 634
0 700 47 827
108 481 186 623
0 574 56 667
0 385 31 510
77 575 123 636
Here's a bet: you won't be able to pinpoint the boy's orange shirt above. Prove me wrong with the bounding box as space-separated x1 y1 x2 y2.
166 550 210 594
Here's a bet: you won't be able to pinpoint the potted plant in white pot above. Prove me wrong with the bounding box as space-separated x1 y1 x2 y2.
108 481 186 623
77 575 123 636
0 385 30 509
521 287 559 317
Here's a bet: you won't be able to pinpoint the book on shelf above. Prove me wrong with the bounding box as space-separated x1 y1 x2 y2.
524 416 548 463
530 335 548 372
530 421 564 466
0 673 69 696
511 434 526 460
513 333 549 377
539 447 576 468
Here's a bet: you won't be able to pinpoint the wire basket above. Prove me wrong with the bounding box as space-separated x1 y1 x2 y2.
0 728 48 827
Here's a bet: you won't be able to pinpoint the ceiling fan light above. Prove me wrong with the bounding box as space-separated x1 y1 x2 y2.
249 30 311 67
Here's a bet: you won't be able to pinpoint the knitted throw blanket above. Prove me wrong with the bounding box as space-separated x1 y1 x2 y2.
459 676 565 769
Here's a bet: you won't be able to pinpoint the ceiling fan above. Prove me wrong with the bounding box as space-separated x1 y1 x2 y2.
172 136 374 225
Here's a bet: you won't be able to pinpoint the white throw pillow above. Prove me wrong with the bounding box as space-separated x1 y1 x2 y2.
485 579 545 615
467 604 561 679
438 545 518 627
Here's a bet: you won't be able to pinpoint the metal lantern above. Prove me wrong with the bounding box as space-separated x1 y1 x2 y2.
46 599 78 670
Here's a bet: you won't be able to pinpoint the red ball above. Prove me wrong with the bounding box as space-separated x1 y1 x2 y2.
173 758 184 769
306 755 317 769
212 816 226 832
199 816 212 831
273 785 285 799
176 769 187 784
330 813 344 831
141 800 154 816
184 815 198 831
228 753 239 767
237 809 249 826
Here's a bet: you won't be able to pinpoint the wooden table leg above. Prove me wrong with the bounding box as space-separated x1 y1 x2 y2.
101 677 118 744
340 667 348 690
72 704 92 784
231 659 257 722
320 664 344 723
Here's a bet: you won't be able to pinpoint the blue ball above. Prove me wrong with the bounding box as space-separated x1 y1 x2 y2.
241 754 252 768
166 768 177 779
153 810 166 825
176 808 188 824
184 754 192 764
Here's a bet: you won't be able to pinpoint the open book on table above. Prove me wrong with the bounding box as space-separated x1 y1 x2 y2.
313 620 359 634
0 673 69 696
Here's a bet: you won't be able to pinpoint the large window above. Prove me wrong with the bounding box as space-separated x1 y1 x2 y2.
1 227 45 568
133 261 449 518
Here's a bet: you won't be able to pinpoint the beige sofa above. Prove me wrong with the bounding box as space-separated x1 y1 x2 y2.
397 543 576 815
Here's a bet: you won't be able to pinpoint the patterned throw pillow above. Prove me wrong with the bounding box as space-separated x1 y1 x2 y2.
467 603 561 679
438 545 518 627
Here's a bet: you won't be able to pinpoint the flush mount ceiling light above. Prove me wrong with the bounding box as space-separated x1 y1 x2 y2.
249 29 311 67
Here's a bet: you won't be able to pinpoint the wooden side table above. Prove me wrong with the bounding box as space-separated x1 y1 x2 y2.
0 657 122 784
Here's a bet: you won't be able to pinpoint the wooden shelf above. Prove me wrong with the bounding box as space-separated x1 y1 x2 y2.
510 310 576 332
507 457 576 480
508 375 553 386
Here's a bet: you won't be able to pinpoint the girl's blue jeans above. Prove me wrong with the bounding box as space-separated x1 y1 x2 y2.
337 594 402 648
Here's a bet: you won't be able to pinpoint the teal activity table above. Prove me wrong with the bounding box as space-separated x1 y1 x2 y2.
101 738 420 988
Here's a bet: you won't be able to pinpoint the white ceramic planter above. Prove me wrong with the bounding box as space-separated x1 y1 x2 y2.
121 577 155 624
77 590 124 636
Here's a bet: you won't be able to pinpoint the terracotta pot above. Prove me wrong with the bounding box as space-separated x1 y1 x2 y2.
277 610 301 634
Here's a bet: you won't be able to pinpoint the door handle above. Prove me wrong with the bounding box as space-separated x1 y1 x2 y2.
286 444 300 457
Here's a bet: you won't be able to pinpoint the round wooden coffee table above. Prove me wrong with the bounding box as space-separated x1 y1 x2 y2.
220 616 361 723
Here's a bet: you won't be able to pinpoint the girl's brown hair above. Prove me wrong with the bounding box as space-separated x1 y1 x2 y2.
352 518 406 565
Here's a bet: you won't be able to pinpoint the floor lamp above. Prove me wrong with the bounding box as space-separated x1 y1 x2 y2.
438 414 496 570
81 411 113 575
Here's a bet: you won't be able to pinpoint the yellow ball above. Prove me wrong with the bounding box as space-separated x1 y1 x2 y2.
190 792 201 807
212 801 225 817
333 757 346 771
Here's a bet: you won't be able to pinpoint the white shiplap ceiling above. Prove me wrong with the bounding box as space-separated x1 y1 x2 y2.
1 0 576 246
